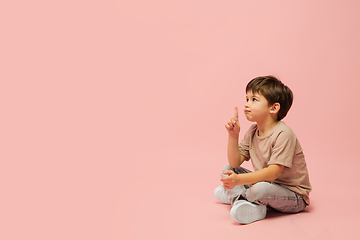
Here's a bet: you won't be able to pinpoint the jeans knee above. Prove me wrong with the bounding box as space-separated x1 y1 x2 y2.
246 182 271 203
222 164 233 172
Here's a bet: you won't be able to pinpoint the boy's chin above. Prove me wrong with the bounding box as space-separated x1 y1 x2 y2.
245 116 256 122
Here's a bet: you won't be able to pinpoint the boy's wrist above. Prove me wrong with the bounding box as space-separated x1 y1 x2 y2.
228 134 239 141
236 174 241 186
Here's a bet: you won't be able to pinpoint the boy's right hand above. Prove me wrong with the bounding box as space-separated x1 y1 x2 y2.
225 107 240 137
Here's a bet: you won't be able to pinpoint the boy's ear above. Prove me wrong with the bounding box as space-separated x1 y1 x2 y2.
270 103 280 114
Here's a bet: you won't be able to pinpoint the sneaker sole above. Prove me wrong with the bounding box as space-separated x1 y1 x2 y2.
230 200 266 224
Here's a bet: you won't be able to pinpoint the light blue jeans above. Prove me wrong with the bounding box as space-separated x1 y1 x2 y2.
222 164 307 213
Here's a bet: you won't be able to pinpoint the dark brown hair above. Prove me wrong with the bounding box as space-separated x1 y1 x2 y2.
246 76 293 121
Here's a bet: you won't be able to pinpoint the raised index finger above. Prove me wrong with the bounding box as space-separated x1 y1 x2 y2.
234 107 239 120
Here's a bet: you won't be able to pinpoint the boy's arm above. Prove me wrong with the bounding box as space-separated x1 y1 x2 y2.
221 164 284 189
227 135 248 168
226 107 248 168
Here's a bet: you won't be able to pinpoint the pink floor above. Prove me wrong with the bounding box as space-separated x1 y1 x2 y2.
117 147 359 240
2 1 360 240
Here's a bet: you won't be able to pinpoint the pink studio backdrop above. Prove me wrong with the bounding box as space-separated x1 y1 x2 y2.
1 1 360 240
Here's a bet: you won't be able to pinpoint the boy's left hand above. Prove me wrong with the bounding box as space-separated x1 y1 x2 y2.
220 170 240 189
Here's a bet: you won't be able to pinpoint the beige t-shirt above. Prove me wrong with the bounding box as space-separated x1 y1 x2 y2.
239 121 312 204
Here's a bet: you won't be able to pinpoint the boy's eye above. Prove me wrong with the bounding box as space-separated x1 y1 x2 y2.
253 98 257 101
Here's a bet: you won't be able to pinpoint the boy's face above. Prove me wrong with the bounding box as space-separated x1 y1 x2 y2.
244 91 272 122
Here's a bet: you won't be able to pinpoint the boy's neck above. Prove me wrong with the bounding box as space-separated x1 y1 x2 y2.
257 119 279 137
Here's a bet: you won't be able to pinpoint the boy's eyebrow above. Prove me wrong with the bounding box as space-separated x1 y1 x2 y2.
246 95 259 98
246 93 261 100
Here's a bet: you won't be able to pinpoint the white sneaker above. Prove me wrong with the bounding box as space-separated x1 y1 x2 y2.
230 200 267 224
214 186 231 204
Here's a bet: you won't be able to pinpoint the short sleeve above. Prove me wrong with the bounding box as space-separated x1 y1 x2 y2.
238 124 257 160
268 130 297 168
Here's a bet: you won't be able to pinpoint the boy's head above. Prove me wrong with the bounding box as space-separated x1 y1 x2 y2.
246 76 293 121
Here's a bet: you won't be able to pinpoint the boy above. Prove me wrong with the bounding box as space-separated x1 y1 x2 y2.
214 76 311 224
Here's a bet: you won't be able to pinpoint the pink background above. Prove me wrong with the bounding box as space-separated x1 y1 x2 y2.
1 1 360 239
